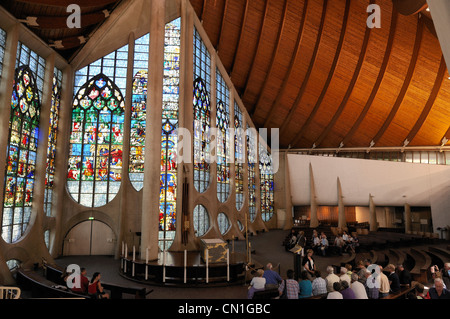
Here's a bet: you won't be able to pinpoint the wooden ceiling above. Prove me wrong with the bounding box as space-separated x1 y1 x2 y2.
190 0 450 150
1 0 121 60
3 0 450 150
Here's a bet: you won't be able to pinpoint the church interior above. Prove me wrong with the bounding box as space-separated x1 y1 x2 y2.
0 0 449 303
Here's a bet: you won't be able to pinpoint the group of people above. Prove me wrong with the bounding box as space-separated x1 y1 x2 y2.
62 267 110 299
248 252 450 300
284 228 359 257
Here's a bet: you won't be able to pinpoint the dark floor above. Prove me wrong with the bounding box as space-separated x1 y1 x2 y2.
52 229 363 299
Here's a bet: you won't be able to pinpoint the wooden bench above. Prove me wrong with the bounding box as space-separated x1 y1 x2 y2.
381 284 416 299
44 263 151 299
252 287 280 299
16 269 87 299
409 248 432 284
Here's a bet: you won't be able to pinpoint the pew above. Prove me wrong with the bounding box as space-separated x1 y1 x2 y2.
409 248 432 284
252 287 280 299
381 284 416 299
44 263 152 299
16 268 87 299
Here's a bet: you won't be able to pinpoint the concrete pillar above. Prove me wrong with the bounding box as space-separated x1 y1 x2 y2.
309 163 319 228
404 203 412 233
369 194 378 231
141 0 165 261
427 1 450 74
337 177 346 229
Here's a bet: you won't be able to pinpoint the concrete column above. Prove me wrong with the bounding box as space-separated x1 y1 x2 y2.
404 203 412 233
117 32 135 259
0 22 19 286
369 194 378 231
427 1 450 74
337 177 346 229
309 163 319 228
141 0 165 261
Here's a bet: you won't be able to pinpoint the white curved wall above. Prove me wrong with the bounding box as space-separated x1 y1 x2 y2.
287 154 450 232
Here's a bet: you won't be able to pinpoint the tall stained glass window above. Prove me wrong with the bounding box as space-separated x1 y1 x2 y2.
159 18 181 251
234 101 244 210
68 45 128 207
0 27 7 82
129 33 149 191
216 69 230 202
193 28 211 194
44 68 63 216
259 144 274 222
2 66 41 243
247 124 257 222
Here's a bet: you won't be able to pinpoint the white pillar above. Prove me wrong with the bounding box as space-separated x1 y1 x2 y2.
369 194 378 232
309 163 319 228
427 1 450 74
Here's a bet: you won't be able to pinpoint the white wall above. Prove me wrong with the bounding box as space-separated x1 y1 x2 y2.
287 154 450 232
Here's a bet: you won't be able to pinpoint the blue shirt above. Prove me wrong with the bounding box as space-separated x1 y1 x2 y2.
263 269 282 285
298 280 313 298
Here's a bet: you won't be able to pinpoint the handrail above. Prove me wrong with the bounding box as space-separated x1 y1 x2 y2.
0 286 21 299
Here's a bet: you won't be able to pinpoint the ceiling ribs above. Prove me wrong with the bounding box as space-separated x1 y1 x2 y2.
289 0 351 147
249 0 288 116
370 17 424 147
314 1 374 148
407 56 446 144
200 0 207 22
216 0 228 52
263 0 309 129
278 0 330 138
391 0 427 16
240 0 271 106
229 0 249 78
341 8 399 147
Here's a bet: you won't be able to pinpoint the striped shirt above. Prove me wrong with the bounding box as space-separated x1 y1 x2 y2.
312 277 327 295
279 279 299 299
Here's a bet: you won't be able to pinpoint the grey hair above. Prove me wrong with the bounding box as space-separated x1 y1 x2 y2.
327 266 334 274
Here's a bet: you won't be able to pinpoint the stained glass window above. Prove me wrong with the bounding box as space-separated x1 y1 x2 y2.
129 33 149 191
44 68 62 217
259 144 274 222
218 212 230 235
0 27 7 82
193 204 210 237
16 42 46 98
2 66 41 243
234 101 244 210
159 18 181 251
216 69 230 203
68 45 128 207
193 28 211 194
68 74 125 207
247 124 257 222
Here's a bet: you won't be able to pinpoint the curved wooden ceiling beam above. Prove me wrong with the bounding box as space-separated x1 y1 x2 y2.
16 0 117 7
200 0 207 22
229 0 249 79
370 17 424 147
241 0 271 106
406 56 447 144
289 0 350 147
314 2 373 148
391 0 427 16
263 0 309 128
21 10 109 29
341 8 399 147
216 0 228 52
249 0 289 116
278 0 330 137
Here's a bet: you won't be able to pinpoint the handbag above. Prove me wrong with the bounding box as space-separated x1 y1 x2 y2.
280 280 288 299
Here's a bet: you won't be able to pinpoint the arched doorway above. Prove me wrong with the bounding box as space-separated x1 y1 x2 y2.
63 219 115 256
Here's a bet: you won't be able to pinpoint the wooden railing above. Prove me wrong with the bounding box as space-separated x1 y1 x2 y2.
0 286 21 299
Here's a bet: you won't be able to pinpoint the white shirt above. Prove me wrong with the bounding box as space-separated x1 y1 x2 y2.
340 273 351 286
351 281 368 299
250 277 266 290
325 273 340 292
327 291 343 299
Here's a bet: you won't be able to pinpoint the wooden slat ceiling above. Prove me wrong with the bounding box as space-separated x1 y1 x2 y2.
3 0 449 150
1 0 121 60
190 0 450 150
